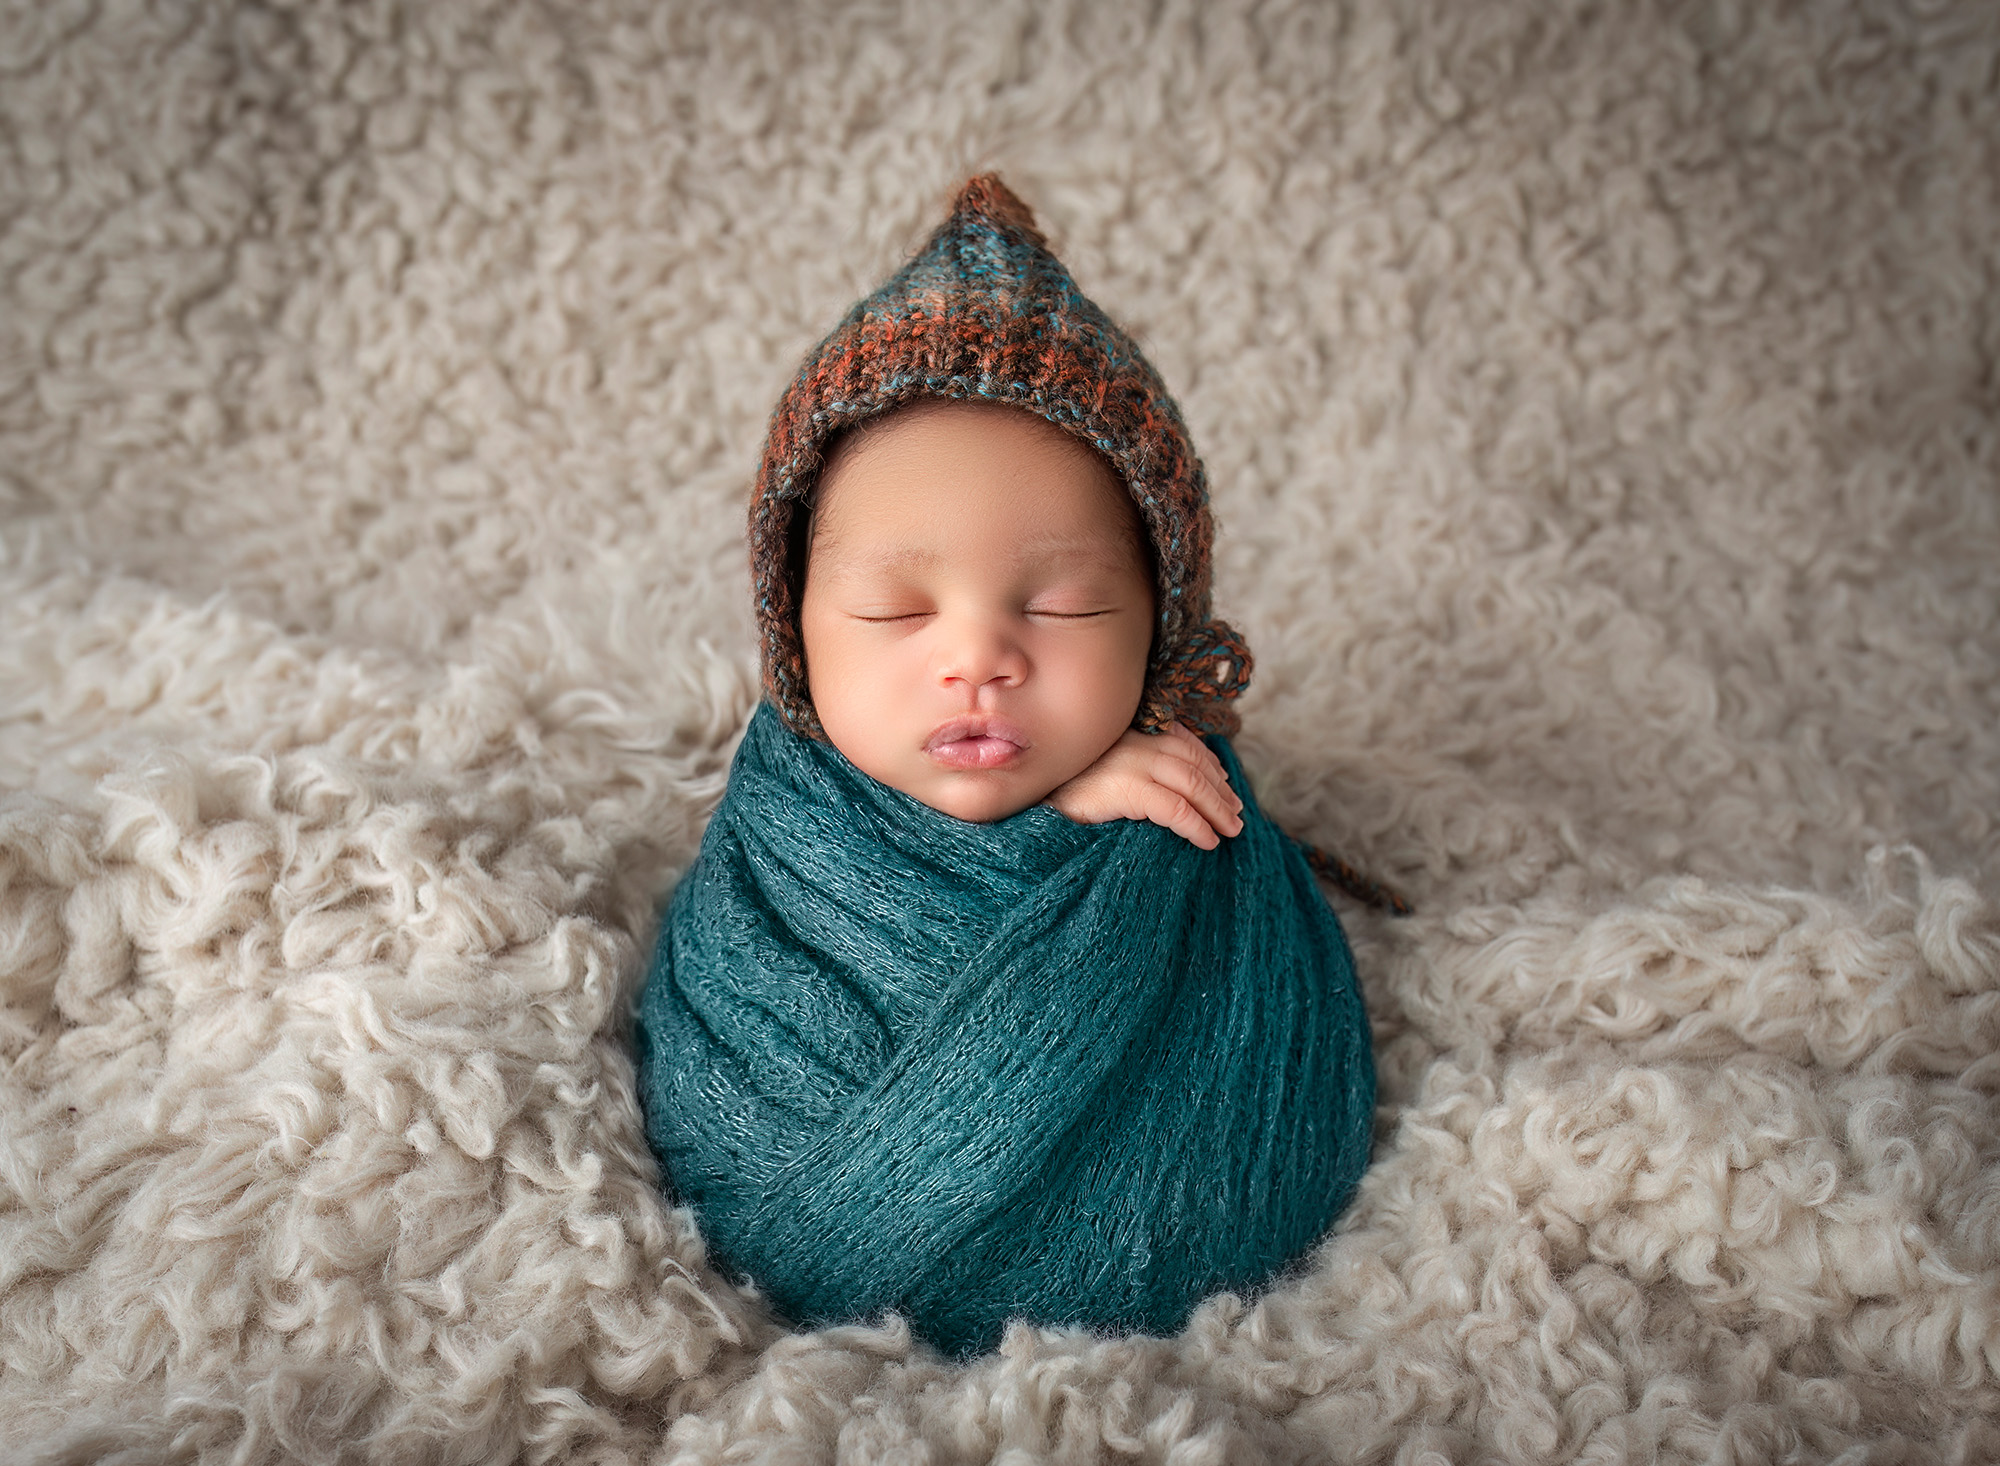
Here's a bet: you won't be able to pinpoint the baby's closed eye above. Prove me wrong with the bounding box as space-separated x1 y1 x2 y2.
1022 584 1133 618
1025 603 1116 619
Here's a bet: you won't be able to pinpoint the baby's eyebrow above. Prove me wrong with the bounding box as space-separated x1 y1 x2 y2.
1010 532 1132 566
814 544 941 579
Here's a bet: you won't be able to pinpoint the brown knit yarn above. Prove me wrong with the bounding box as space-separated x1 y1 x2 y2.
749 174 1251 741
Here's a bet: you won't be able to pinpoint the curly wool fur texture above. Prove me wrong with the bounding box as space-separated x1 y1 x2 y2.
1 1 1997 1463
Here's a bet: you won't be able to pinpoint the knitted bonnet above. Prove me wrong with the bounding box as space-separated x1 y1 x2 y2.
750 174 1253 740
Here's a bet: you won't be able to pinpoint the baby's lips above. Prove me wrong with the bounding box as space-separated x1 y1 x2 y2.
925 735 1026 771
922 714 1032 756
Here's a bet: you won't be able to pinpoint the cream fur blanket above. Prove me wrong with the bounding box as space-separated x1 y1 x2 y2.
2 2 1997 1461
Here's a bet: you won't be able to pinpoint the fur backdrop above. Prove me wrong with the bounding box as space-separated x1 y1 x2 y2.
2 1 1997 1461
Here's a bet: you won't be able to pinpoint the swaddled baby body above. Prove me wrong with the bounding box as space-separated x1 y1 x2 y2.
635 176 1377 1356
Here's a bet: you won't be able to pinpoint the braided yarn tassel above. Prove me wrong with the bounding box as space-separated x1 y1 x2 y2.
1294 839 1414 917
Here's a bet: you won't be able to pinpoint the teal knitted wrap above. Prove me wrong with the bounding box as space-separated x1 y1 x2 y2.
635 704 1375 1357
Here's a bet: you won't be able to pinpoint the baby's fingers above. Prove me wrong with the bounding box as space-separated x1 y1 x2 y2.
1163 723 1239 794
1145 752 1244 847
1180 764 1245 843
1157 726 1243 834
1141 785 1222 850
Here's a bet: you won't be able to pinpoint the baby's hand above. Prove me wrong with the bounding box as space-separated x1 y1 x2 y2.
1047 723 1245 850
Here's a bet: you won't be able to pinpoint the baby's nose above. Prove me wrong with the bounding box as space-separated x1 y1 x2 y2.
934 616 1027 692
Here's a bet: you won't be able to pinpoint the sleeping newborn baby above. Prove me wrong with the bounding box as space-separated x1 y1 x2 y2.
636 175 1378 1357
803 395 1245 847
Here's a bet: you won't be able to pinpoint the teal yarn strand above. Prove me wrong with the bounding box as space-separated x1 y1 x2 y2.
635 704 1375 1357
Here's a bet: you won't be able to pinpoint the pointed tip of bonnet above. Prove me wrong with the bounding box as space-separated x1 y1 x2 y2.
951 172 1048 251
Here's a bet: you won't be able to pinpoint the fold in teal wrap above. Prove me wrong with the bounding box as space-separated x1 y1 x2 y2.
635 703 1375 1357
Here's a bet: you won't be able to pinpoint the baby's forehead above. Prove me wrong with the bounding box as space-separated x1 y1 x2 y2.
802 397 1151 577
809 522 1137 576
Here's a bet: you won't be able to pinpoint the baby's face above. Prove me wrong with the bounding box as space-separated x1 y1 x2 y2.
799 400 1155 823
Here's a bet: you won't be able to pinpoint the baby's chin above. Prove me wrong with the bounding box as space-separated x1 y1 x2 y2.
826 729 1102 823
890 766 1061 824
